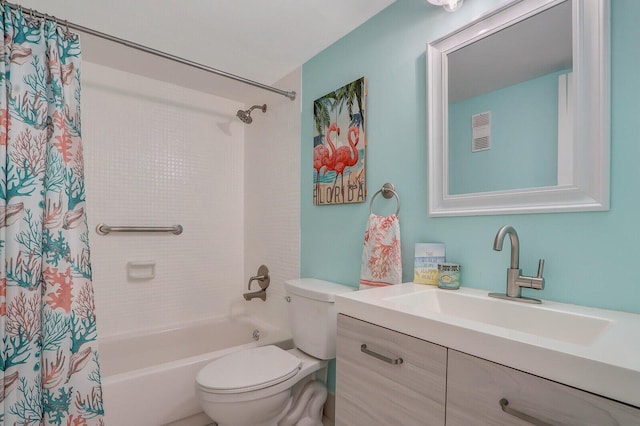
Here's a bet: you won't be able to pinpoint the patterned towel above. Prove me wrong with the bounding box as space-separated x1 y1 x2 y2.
359 214 402 289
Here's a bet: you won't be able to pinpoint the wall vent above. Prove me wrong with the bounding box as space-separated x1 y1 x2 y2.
472 111 491 152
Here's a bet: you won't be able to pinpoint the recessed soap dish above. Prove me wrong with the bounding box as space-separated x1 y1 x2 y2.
127 261 156 280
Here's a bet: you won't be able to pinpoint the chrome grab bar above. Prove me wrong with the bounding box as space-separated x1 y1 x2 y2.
499 398 554 426
360 344 403 365
96 224 183 235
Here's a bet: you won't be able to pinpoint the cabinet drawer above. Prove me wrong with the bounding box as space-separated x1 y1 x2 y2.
336 314 446 426
447 349 640 426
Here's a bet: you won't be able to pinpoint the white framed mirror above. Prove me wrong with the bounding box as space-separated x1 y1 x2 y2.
427 0 609 216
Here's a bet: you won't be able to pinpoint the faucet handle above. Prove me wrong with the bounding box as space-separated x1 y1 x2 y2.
247 265 270 290
537 259 545 278
528 259 545 290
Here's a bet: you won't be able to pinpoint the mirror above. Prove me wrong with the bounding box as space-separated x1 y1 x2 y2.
427 0 609 216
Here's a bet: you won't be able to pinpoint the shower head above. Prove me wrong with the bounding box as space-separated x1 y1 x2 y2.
236 104 267 124
236 110 253 124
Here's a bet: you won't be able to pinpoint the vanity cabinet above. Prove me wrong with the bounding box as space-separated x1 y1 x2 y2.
336 314 640 426
335 314 447 426
447 349 640 426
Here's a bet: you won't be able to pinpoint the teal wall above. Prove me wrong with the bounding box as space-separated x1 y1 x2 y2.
449 70 564 194
302 0 639 392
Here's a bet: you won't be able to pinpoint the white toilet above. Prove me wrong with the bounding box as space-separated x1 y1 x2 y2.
195 278 355 426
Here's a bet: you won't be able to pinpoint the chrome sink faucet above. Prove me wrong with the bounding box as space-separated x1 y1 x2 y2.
489 225 545 304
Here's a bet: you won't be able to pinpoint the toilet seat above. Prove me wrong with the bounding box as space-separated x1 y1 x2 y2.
196 345 302 394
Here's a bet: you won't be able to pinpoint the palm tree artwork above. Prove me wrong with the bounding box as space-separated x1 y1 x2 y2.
313 77 366 205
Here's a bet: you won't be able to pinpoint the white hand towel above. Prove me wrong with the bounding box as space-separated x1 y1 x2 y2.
359 214 402 289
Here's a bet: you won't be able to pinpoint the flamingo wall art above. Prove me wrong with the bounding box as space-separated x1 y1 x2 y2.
313 77 367 205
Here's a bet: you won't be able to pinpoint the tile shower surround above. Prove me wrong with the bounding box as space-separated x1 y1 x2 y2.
243 70 302 332
82 62 300 338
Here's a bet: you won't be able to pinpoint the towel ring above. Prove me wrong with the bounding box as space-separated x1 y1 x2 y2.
369 183 400 216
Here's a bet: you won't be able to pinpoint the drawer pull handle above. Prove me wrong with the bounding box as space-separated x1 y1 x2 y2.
360 344 403 365
499 398 554 426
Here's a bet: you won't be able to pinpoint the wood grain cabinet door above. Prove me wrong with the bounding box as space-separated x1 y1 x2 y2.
335 314 447 426
446 349 640 426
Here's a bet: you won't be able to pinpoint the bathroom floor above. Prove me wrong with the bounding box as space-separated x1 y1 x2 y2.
168 414 334 425
198 418 334 426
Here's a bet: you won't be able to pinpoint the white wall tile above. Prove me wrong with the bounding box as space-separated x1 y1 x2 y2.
82 62 247 338
243 69 302 332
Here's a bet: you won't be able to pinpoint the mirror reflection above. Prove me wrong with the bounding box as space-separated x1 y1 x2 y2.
447 1 572 195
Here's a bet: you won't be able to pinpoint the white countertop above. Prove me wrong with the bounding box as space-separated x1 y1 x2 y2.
335 283 640 407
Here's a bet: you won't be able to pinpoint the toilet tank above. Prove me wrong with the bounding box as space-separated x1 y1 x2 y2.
284 278 356 360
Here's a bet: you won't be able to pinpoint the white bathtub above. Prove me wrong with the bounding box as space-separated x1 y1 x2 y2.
99 316 292 426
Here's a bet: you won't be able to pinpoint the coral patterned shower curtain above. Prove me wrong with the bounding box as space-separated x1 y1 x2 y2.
0 6 104 425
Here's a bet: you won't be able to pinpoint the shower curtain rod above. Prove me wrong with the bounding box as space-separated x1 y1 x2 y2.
2 1 297 101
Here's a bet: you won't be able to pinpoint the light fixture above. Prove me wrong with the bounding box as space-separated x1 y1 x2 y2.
427 0 464 12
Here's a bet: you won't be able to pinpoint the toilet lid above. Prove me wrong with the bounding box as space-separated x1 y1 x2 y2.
196 345 302 394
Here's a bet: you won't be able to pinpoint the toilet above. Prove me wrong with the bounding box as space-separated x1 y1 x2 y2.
195 278 355 426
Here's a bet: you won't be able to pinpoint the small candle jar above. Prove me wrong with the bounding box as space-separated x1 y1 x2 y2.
438 263 461 290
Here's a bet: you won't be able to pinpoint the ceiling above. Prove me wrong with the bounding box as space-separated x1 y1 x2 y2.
14 0 396 102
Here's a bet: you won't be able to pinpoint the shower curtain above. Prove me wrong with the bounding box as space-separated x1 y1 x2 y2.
0 7 104 425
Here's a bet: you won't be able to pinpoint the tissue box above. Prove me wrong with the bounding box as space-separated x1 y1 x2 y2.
414 243 445 285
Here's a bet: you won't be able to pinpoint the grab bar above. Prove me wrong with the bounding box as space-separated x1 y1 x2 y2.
96 224 183 235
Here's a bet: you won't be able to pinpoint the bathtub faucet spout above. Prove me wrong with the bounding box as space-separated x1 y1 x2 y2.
244 265 270 302
243 289 267 301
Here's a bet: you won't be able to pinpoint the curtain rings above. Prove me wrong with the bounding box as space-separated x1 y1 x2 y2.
25 7 40 27
61 19 77 41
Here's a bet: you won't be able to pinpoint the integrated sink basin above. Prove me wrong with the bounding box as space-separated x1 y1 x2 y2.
384 289 612 346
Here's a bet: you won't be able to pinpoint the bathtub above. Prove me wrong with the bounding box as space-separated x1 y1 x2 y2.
99 316 292 426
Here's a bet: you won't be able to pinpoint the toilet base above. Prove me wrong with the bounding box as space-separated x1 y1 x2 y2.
201 378 327 426
278 379 327 426
202 389 289 425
